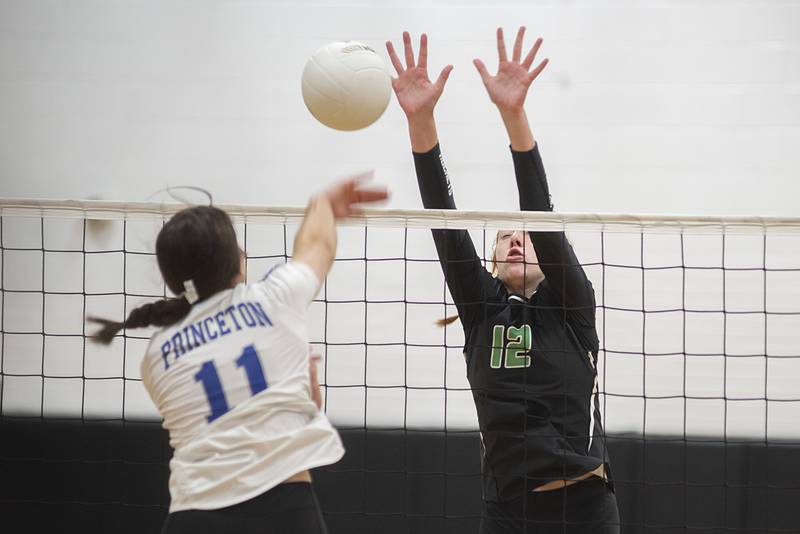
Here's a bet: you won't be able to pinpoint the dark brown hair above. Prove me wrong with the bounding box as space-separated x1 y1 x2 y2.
90 206 241 344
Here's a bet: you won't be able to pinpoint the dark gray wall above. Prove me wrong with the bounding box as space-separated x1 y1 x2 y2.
2 419 798 533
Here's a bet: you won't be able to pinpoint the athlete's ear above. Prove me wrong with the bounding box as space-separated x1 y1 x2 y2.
234 247 246 284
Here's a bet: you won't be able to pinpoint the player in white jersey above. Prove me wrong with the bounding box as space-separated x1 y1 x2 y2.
90 173 388 534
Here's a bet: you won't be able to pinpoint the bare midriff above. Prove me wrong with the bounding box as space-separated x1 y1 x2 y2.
282 470 312 484
533 464 606 492
282 466 606 491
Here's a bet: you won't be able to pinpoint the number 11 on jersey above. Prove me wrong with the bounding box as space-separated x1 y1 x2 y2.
194 344 268 423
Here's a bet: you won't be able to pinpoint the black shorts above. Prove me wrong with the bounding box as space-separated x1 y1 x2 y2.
480 477 620 534
161 482 328 534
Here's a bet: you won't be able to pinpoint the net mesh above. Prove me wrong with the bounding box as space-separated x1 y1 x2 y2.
2 198 800 531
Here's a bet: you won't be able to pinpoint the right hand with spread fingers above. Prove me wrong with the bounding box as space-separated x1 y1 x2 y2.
385 32 453 119
323 171 389 219
473 26 549 115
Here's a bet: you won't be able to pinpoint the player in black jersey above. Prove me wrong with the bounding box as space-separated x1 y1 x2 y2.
386 29 620 533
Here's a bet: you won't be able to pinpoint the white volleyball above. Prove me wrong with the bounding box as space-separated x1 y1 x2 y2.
301 41 392 131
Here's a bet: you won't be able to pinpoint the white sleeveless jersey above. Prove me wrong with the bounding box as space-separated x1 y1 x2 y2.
141 261 344 513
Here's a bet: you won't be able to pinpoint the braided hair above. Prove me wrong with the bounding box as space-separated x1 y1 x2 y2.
90 206 241 344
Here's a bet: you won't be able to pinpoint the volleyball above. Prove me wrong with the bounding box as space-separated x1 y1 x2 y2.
301 41 391 131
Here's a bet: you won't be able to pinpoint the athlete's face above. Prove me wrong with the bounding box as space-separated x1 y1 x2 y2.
494 230 544 296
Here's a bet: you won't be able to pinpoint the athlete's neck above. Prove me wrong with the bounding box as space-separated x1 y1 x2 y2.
504 279 540 300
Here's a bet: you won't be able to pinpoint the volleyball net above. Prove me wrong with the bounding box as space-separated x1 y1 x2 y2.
2 198 800 531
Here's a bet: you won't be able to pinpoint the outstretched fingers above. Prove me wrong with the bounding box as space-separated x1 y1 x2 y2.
386 40 405 76
496 27 508 63
350 171 389 205
512 26 526 63
522 37 543 70
526 57 549 84
353 169 375 182
402 31 416 69
418 33 428 71
472 58 491 84
434 64 454 91
341 169 374 189
353 186 390 205
324 170 388 219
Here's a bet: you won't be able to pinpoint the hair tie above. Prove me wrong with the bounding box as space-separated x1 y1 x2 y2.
182 280 199 304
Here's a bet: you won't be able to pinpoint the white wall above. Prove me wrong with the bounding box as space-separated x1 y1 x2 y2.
1 0 798 215
1 1 799 439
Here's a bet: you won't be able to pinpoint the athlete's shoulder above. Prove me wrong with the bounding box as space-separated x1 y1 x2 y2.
248 260 321 312
256 260 318 286
461 277 511 335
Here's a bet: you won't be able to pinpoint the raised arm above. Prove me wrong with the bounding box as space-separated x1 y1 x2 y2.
475 27 596 328
473 27 548 152
386 32 452 153
512 146 596 325
293 173 389 282
387 32 496 327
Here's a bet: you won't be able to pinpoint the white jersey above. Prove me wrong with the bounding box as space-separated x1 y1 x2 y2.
141 261 344 513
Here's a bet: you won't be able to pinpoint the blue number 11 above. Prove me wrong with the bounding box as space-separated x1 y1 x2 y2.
194 344 268 423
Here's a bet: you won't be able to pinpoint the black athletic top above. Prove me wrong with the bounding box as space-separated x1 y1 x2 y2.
413 143 612 503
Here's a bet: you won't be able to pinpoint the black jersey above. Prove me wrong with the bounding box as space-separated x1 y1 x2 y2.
413 143 612 503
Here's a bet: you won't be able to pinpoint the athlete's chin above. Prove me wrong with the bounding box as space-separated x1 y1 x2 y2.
501 267 544 289
498 268 525 289
506 264 538 277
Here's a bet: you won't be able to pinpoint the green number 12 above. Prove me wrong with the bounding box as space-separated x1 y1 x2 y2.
490 324 532 369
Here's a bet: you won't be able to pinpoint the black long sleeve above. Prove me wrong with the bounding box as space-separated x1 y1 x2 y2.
413 144 497 329
511 145 597 338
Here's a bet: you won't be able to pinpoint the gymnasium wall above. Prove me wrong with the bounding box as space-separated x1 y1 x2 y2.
0 0 798 216
2 419 799 533
2 2 799 532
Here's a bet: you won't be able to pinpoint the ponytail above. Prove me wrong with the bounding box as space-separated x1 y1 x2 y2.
436 314 460 328
89 297 191 345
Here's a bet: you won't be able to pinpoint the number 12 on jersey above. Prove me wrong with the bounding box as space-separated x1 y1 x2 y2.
194 344 268 423
490 324 533 369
